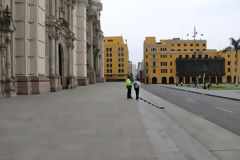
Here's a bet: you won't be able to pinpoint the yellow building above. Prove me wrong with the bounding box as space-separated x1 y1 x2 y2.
143 37 240 84
104 36 129 81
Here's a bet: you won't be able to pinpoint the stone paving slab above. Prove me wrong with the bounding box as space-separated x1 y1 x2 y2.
0 82 221 160
0 83 156 160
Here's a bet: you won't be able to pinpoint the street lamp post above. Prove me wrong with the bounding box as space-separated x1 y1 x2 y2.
203 65 207 89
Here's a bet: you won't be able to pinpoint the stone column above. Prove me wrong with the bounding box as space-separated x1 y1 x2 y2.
98 31 104 82
76 0 89 85
5 32 16 97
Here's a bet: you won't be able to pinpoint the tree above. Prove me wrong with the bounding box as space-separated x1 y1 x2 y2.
223 38 240 87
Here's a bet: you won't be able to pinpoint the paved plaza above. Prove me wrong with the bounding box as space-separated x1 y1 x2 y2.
1 82 237 160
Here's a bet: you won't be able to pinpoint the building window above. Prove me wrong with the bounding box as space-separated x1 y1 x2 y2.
171 49 175 51
170 69 173 73
186 55 189 59
190 49 193 51
146 69 148 73
121 48 124 51
170 62 172 66
107 69 109 73
197 49 200 51
228 61 231 65
146 55 148 58
152 61 156 67
199 55 202 59
110 59 112 62
118 58 120 62
107 64 109 67
118 64 121 67
146 62 148 67
184 44 187 46
118 53 120 56
121 53 124 56
152 54 156 59
153 69 156 73
110 69 112 73
203 44 206 46
190 44 193 47
122 69 124 72
192 55 195 59
184 49 187 51
177 44 181 46
228 68 231 72
106 53 109 57
178 49 181 51
179 55 182 59
171 44 174 47
205 55 208 59
203 49 206 51
170 55 172 58
118 48 121 51
110 53 112 57
228 54 230 58
145 48 148 52
122 58 124 62
196 44 199 46
110 64 112 67
118 69 121 73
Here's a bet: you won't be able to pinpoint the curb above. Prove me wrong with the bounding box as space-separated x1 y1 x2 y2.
160 85 240 102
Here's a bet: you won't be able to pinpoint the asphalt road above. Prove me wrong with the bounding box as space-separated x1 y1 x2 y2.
142 84 240 136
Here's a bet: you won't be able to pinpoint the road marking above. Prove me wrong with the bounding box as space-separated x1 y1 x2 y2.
215 107 234 114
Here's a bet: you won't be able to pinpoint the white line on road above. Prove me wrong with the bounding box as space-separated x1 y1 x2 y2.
215 107 234 114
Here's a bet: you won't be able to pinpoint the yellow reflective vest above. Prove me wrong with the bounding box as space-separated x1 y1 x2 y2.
126 78 132 86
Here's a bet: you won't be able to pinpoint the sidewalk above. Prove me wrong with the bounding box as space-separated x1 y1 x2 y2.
159 84 240 101
0 82 218 160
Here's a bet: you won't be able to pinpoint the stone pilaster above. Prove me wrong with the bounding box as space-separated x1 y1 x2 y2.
76 0 89 85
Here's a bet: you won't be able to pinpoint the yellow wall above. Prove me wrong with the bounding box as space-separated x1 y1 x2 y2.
104 36 129 81
143 37 240 84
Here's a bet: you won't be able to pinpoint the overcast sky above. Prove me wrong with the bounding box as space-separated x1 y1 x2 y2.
101 0 240 65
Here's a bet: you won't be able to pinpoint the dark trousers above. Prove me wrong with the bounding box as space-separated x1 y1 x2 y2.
127 86 132 98
134 88 139 99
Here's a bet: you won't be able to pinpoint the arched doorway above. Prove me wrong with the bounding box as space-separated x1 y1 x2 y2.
217 77 222 83
162 77 167 84
227 76 232 83
192 77 196 84
169 77 174 84
198 77 203 84
59 44 64 86
152 77 157 84
211 77 216 83
185 77 190 84
179 77 183 83
146 77 149 84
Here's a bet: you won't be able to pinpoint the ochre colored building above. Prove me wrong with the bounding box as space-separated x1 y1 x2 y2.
104 36 129 81
143 37 240 84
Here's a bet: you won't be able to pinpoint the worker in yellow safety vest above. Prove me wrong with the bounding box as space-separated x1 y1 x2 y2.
126 76 132 99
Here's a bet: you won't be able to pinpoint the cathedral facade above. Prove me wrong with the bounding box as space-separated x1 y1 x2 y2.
0 0 104 98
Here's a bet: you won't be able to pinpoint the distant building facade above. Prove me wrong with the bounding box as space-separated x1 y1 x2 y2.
143 37 240 84
0 0 104 98
104 36 129 81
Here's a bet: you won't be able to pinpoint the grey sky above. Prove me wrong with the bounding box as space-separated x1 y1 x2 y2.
101 0 240 65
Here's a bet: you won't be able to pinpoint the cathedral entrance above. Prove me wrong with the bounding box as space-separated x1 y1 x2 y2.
59 44 64 87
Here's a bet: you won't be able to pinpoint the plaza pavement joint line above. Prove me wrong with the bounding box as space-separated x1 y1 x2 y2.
139 97 164 109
